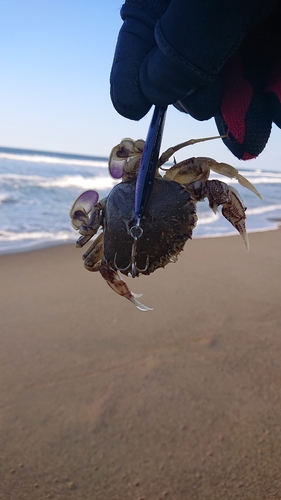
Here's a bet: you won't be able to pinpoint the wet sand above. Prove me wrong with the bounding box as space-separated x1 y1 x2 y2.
0 229 281 499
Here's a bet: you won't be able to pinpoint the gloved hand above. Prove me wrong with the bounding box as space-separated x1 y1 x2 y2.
110 0 281 160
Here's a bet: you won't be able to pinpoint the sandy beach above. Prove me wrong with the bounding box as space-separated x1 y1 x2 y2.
0 229 281 499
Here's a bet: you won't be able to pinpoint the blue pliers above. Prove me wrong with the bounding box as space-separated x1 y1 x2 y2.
130 105 167 276
134 105 167 224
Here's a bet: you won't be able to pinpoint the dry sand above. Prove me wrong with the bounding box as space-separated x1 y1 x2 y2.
0 229 281 500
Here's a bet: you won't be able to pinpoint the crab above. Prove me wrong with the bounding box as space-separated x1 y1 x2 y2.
70 136 261 311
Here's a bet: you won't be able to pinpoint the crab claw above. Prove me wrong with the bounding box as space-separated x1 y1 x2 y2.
70 190 99 216
70 190 99 228
108 153 126 179
221 185 249 250
108 138 144 179
205 180 249 249
100 261 153 311
71 208 89 230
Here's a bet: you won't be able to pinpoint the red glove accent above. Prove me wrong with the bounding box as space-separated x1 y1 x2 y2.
215 4 281 160
215 53 272 160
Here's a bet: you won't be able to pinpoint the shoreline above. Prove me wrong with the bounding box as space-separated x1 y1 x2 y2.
0 222 280 258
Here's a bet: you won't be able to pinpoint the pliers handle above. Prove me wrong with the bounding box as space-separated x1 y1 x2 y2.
134 106 167 224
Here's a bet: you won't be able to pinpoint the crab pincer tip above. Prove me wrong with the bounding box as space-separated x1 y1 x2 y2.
243 232 250 251
130 293 153 312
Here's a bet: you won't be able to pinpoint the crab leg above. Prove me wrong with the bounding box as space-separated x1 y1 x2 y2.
208 160 262 198
83 233 104 271
158 135 225 168
100 261 153 312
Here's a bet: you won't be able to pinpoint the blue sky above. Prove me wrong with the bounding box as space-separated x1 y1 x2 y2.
0 0 281 171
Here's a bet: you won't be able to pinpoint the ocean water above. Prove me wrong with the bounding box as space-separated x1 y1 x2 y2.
0 146 281 255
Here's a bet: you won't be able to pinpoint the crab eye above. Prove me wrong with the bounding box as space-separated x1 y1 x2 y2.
70 190 99 218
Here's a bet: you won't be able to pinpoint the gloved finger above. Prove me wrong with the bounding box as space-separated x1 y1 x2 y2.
215 53 272 160
110 17 155 120
139 45 213 108
138 0 272 119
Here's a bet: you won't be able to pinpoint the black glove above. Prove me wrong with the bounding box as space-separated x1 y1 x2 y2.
110 0 281 159
215 7 281 159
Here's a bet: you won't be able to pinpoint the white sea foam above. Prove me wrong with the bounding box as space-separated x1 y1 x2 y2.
210 171 281 184
0 229 74 241
0 173 116 191
40 175 117 190
246 203 281 215
0 152 108 168
0 193 9 204
194 225 280 239
196 211 219 225
0 173 44 184
0 230 77 255
243 176 281 184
